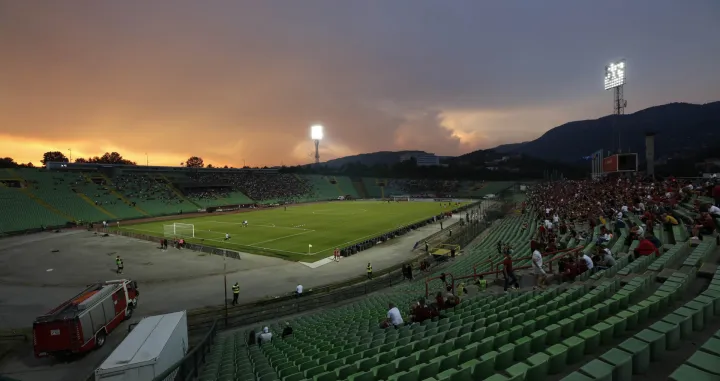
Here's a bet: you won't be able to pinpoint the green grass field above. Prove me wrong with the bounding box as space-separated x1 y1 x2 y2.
121 201 468 262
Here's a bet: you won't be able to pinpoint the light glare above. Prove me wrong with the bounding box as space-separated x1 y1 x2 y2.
604 60 626 90
311 125 324 140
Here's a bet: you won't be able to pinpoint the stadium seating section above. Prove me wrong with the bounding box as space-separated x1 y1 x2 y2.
0 167 513 234
195 190 720 381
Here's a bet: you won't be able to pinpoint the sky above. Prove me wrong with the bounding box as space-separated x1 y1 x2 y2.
1 1 719 167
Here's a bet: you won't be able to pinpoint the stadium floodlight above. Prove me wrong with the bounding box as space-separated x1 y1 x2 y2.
604 60 625 90
311 124 323 164
311 125 324 140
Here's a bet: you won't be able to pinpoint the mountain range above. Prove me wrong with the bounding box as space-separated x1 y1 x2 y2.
319 101 720 167
493 101 720 163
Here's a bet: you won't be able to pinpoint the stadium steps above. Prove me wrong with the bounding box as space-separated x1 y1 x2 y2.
352 178 369 199
376 178 388 199
666 267 720 380
15 183 77 223
330 176 344 196
159 174 202 208
561 268 720 380
75 192 117 219
96 173 150 216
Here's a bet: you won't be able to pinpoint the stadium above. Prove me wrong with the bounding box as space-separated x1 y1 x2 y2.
1 156 720 381
2 3 720 381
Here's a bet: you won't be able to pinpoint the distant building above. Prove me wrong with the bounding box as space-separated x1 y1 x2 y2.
400 153 440 167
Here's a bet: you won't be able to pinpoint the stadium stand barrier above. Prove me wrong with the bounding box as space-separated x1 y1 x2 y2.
188 263 417 334
108 229 243 260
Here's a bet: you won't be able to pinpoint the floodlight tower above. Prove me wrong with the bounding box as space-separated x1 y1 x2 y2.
604 59 627 152
311 125 324 164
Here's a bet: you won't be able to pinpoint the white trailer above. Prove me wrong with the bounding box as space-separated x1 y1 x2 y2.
95 311 188 381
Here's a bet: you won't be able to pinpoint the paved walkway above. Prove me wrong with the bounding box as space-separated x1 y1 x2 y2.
0 216 459 381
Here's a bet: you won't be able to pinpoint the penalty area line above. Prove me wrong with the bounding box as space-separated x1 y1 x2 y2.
248 230 315 246
203 220 310 231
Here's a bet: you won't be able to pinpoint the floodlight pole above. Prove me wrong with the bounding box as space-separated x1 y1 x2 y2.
223 252 228 327
314 139 320 164
613 84 626 153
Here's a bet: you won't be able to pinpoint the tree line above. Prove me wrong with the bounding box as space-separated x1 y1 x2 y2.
0 150 589 180
0 152 224 169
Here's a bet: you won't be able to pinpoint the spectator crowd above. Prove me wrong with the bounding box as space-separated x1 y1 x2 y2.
369 175 720 329
189 172 313 201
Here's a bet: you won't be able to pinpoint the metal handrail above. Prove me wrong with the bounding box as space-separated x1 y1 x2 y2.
424 273 455 298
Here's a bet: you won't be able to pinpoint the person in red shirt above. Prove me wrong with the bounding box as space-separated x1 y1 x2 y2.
713 182 720 207
502 251 519 292
434 292 445 311
692 213 717 238
634 237 660 259
410 298 434 323
562 257 578 282
530 239 540 255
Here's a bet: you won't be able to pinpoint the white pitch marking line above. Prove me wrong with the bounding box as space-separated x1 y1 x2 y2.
248 230 315 246
203 220 311 231
120 226 310 255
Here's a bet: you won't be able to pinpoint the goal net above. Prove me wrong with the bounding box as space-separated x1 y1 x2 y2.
163 223 195 238
391 195 410 202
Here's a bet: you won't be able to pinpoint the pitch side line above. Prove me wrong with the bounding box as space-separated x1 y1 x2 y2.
119 226 309 255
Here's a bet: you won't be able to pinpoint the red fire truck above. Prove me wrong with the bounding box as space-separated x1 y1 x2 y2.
33 279 139 358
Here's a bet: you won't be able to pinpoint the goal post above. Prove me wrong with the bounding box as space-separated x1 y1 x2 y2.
163 223 195 238
391 195 411 202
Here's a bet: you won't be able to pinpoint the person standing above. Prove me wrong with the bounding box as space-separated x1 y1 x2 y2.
115 256 124 274
532 249 546 290
231 282 240 305
367 263 373 279
502 251 519 292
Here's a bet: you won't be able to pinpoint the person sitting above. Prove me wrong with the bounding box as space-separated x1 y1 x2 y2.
472 275 486 291
410 298 433 324
692 213 716 241
646 233 662 248
561 257 579 282
247 327 259 345
256 327 273 345
434 291 445 311
662 213 678 228
281 322 293 339
380 303 404 329
456 282 466 297
634 236 660 259
445 293 460 308
597 247 616 270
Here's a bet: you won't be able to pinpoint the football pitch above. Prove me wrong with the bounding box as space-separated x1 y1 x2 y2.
120 201 469 262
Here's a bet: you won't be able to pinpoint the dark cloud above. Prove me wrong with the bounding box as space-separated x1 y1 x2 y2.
0 0 719 166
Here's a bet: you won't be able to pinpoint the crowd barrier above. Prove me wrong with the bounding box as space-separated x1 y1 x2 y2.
107 229 243 260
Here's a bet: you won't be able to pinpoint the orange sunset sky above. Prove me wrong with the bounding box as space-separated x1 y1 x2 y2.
1 1 719 167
